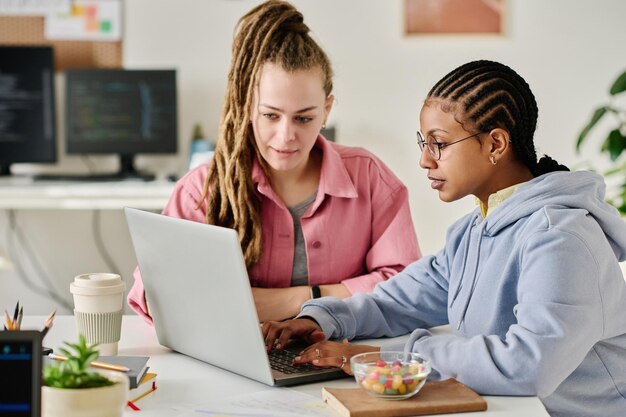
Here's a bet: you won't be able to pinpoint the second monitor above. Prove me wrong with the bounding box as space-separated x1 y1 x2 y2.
65 69 178 180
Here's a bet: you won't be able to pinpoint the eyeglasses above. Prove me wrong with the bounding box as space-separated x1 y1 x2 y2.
417 130 484 161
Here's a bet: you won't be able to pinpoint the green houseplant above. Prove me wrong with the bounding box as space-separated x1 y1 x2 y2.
42 335 129 417
576 69 626 213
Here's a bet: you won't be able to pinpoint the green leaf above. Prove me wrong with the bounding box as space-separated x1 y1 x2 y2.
576 106 609 151
42 335 112 389
617 200 626 216
609 70 626 95
604 163 626 176
58 347 72 357
602 129 626 161
84 352 99 367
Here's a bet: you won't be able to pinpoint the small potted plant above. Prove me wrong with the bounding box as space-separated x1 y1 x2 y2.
576 68 626 213
42 335 129 417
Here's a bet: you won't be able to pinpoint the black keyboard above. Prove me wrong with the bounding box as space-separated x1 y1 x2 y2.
268 349 318 374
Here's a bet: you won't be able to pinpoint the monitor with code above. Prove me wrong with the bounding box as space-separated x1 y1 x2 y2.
64 69 178 180
0 46 57 176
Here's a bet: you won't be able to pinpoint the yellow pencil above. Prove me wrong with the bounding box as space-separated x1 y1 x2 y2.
4 310 13 330
48 353 130 372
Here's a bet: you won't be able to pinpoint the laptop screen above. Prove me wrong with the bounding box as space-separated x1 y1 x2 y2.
0 331 42 417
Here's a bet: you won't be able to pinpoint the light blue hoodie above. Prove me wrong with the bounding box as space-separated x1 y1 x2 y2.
299 171 626 417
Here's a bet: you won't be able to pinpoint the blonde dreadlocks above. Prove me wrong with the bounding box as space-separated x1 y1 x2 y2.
199 1 333 268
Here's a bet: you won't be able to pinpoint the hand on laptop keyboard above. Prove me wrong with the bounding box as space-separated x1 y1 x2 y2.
261 318 325 352
268 349 318 374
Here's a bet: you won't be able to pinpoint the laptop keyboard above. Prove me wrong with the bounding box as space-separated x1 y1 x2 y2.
269 349 318 374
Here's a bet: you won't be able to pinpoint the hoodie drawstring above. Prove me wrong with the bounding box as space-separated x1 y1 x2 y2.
449 217 477 309
457 220 487 330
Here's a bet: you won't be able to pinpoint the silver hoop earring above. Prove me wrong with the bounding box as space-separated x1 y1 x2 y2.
490 156 497 165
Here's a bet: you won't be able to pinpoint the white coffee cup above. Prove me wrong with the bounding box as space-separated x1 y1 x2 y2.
70 273 126 356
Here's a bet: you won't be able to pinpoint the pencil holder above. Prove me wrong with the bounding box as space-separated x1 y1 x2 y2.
70 273 126 355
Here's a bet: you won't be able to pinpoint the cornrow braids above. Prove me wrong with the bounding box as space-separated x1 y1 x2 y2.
199 0 333 268
428 60 568 176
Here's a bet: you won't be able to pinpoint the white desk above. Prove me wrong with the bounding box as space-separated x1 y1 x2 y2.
0 177 175 210
28 315 549 417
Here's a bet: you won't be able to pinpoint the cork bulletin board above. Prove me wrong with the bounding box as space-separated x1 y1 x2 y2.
0 16 122 71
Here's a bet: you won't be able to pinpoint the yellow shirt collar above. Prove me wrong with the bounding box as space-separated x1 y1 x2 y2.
477 182 527 218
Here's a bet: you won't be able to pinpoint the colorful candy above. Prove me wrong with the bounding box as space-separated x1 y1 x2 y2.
354 358 428 398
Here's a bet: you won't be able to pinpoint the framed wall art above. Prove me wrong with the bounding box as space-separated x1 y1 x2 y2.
405 0 506 35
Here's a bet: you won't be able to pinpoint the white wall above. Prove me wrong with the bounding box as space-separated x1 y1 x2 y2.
2 0 626 314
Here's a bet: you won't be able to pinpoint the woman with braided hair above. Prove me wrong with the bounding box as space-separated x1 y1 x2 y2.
127 1 420 323
263 60 626 417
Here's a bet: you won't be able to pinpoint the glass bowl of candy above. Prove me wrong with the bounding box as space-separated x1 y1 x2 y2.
350 351 431 400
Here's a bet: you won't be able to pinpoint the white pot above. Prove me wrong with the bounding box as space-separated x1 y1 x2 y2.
42 370 129 417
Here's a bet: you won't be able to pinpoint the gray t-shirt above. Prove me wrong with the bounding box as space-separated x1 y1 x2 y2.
288 191 317 287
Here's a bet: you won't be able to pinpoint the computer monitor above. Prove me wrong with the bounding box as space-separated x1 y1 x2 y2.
65 69 178 180
0 331 42 417
0 46 57 176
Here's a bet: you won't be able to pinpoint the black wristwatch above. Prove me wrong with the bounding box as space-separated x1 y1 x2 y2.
310 285 321 299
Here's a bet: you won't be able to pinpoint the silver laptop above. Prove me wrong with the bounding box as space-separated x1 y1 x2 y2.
124 207 346 386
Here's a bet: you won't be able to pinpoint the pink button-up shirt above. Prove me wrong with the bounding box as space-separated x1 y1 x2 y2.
128 137 420 323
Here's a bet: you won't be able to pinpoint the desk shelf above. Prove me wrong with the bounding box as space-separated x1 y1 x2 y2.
0 177 175 210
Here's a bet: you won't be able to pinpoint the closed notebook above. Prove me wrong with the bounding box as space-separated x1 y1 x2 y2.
322 378 488 417
96 356 150 389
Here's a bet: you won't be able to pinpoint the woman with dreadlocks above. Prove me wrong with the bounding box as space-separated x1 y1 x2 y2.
127 1 420 323
263 60 626 417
